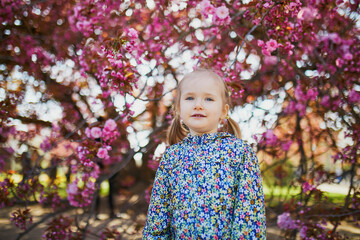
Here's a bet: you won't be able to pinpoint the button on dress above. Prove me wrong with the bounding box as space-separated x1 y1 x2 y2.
143 132 266 239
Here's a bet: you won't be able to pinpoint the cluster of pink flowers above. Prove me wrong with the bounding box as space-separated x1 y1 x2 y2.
40 123 62 151
258 130 293 153
264 130 277 146
300 225 308 239
334 139 360 164
253 0 303 57
39 187 62 210
40 137 52 151
84 118 120 161
285 84 318 116
300 222 328 240
4 33 55 79
67 0 118 37
297 6 318 21
198 0 230 25
66 175 96 207
15 181 32 199
102 119 120 143
10 208 33 230
0 0 23 23
319 94 342 111
348 89 360 103
64 118 123 208
42 215 75 240
277 212 298 230
76 145 97 169
257 39 279 56
302 181 315 194
0 178 14 208
97 146 111 160
95 44 139 94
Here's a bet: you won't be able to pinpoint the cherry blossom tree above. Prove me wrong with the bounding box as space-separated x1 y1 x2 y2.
1 0 359 239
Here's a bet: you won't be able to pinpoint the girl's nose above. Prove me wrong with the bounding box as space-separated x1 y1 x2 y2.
193 99 203 110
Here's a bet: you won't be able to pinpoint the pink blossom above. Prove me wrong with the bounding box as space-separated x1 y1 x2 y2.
152 22 163 33
67 176 95 207
97 147 109 159
215 6 229 19
10 209 33 230
321 95 330 108
277 212 298 230
307 88 318 101
6 147 14 154
295 102 306 116
82 181 95 197
257 40 265 47
327 32 342 44
343 52 353 60
263 3 271 8
104 119 117 131
300 225 308 238
294 85 304 100
67 182 78 195
40 138 52 151
90 127 102 139
127 28 138 39
265 39 278 52
90 163 100 179
302 181 315 193
335 58 344 67
85 127 92 138
261 48 271 56
198 0 215 17
264 130 278 146
199 0 212 11
282 140 293 151
264 56 278 65
349 90 360 103
297 7 318 21
252 18 260 25
287 2 298 11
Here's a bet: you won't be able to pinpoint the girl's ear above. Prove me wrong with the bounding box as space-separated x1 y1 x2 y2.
222 104 229 119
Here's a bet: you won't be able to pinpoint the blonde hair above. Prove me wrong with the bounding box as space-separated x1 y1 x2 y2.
167 69 241 145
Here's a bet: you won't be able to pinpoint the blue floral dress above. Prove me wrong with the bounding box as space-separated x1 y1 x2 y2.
143 132 266 239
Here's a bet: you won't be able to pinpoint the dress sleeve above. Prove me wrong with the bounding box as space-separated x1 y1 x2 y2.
231 143 266 239
142 148 172 239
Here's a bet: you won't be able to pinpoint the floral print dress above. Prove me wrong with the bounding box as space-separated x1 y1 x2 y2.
143 132 266 239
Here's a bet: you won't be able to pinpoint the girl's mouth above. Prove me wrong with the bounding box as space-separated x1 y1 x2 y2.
191 114 205 117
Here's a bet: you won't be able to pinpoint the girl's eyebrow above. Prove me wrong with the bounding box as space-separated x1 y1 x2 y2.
183 92 217 97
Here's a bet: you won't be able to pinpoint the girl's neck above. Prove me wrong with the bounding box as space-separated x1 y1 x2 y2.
189 130 218 137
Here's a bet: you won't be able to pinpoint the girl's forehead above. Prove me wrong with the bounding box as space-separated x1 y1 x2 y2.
181 74 222 91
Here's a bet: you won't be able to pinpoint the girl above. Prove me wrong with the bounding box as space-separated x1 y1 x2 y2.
143 69 266 239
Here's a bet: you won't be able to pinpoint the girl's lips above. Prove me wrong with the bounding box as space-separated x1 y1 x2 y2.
191 114 205 117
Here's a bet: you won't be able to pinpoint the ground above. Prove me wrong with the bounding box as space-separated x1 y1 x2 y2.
1 182 360 240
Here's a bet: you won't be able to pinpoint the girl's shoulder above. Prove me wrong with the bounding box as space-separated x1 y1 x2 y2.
216 134 256 155
216 133 246 146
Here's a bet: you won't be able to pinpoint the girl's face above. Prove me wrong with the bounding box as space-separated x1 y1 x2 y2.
179 73 229 136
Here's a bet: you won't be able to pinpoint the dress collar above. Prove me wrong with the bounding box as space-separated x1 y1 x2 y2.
183 132 232 145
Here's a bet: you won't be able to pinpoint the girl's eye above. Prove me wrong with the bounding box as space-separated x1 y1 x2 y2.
185 97 194 100
205 97 214 101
